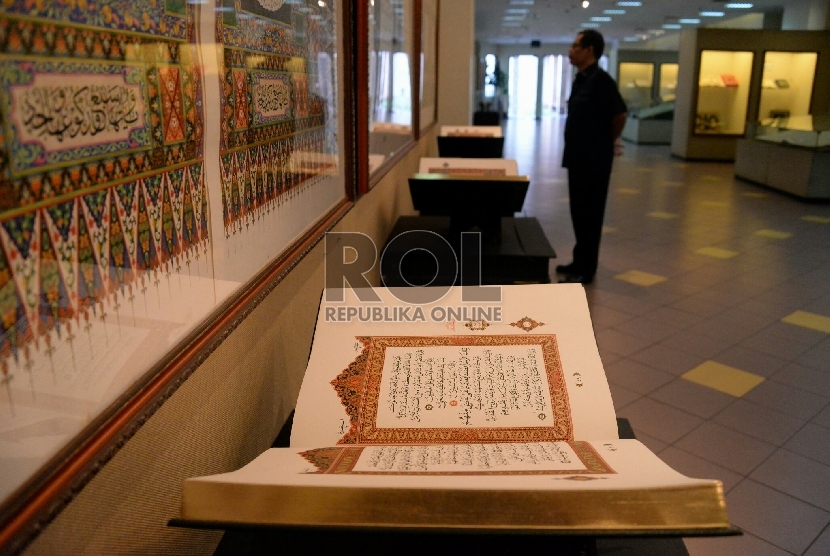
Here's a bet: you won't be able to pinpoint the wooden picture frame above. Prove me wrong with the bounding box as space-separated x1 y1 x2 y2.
0 1 356 551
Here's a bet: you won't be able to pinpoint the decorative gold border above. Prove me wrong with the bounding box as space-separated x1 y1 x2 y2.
331 335 572 445
301 441 613 476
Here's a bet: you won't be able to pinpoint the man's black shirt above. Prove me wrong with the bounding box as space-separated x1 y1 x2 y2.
563 63 627 168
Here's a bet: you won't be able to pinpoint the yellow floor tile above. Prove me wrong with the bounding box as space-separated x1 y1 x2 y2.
617 188 641 195
635 167 653 173
615 270 667 287
683 361 765 397
782 310 830 334
696 247 739 259
649 211 679 219
755 229 793 239
602 226 617 234
742 192 767 198
700 201 728 208
702 176 722 182
660 181 684 188
802 215 830 224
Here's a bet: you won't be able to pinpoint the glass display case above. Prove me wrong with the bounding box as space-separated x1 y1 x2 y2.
618 62 654 110
736 113 830 199
755 114 830 149
758 51 817 122
659 63 678 102
695 50 754 135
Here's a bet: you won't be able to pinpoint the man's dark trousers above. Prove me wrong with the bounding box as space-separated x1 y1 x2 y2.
567 159 612 280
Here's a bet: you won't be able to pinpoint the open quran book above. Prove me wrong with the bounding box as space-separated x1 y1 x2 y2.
180 284 732 534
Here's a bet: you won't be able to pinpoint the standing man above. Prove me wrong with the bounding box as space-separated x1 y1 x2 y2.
558 30 627 285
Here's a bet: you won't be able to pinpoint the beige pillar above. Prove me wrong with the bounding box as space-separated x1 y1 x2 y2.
437 0 475 126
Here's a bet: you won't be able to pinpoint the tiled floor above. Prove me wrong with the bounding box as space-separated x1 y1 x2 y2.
505 116 830 555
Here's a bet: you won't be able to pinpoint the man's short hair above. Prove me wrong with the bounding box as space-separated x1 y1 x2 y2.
577 30 605 59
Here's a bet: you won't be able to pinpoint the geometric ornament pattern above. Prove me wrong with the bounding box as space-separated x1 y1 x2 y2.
0 167 208 364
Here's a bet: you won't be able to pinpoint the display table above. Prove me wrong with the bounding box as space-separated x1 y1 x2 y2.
380 216 556 287
621 103 675 145
735 137 830 199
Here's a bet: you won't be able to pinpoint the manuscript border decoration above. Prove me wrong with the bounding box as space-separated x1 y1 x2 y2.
331 335 573 445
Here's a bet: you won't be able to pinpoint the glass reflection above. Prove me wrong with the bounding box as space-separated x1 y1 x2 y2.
419 0 438 131
368 0 413 175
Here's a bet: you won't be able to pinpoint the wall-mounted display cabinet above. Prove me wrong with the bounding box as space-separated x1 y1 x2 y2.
695 50 754 136
618 62 654 111
758 51 817 122
616 51 679 145
616 50 679 110
672 28 830 160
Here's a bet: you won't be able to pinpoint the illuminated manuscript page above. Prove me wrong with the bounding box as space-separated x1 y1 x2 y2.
291 284 619 447
186 440 709 490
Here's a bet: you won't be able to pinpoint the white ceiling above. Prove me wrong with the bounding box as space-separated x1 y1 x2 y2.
475 0 810 46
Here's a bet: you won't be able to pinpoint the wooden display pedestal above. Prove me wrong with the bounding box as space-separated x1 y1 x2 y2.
380 216 556 287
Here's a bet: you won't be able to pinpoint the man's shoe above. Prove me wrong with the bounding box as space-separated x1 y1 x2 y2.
558 273 594 285
555 262 577 274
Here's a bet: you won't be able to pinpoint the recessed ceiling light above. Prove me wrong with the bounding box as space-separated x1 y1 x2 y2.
604 9 626 15
591 16 612 22
582 1 590 8
501 22 522 27
623 37 640 42
700 11 725 17
616 1 642 6
679 18 700 24
503 15 525 21
581 22 601 28
506 8 528 14
662 24 682 29
509 0 534 4
725 2 753 8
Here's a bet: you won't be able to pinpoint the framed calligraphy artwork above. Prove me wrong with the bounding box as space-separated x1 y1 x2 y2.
209 0 349 281
0 0 354 550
